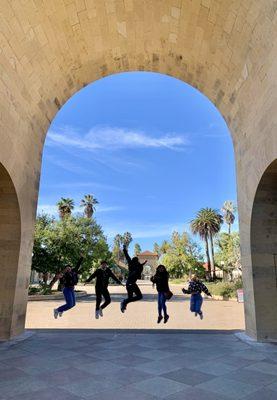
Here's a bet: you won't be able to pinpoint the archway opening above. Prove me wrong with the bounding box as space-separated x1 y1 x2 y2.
0 163 21 340
250 159 277 341
26 71 243 331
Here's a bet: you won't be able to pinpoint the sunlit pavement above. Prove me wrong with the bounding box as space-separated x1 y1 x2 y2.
26 282 245 331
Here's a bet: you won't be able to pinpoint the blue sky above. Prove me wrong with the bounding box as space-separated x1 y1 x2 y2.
38 72 237 253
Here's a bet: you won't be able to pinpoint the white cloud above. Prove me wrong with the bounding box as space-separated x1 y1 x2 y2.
47 126 188 151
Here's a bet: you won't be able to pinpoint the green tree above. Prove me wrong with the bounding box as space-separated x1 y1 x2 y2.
81 194 98 218
221 201 236 234
31 214 111 289
57 197 74 220
160 240 170 255
153 242 160 256
160 231 205 279
190 208 223 280
134 243 142 256
122 231 133 248
215 232 241 281
112 234 123 262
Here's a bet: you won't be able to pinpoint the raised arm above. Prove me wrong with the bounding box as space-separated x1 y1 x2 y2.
85 269 97 283
73 256 84 274
123 245 132 264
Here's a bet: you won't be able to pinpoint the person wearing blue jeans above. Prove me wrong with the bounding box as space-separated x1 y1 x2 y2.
182 275 212 320
151 265 170 324
53 257 83 319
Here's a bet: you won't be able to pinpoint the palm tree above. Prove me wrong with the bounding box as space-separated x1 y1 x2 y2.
191 209 212 279
81 194 98 218
57 198 74 220
122 231 133 248
190 208 223 280
221 201 236 234
134 243 141 256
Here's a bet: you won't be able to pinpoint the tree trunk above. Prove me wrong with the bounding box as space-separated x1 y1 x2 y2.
42 272 48 284
205 235 211 280
228 223 231 235
49 273 60 289
210 234 216 280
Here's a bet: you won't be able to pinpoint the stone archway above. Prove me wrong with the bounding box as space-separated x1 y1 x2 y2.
249 159 277 341
0 0 276 340
0 163 21 340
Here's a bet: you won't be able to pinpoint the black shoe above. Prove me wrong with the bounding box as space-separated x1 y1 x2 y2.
164 314 169 324
157 315 163 324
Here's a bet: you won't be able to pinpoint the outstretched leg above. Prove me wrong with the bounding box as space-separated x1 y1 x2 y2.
125 283 142 305
101 287 111 310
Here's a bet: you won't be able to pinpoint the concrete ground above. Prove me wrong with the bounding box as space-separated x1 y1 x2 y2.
26 282 245 331
2 330 277 399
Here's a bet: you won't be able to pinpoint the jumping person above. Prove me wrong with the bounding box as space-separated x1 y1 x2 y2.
182 274 212 319
120 244 147 313
53 256 84 319
151 265 170 324
85 261 122 319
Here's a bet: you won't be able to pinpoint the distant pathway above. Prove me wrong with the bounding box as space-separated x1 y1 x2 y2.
26 283 244 331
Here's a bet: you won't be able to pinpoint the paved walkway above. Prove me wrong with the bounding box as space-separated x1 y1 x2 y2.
26 283 245 331
1 330 277 399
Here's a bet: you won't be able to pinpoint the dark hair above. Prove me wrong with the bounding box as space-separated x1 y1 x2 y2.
157 264 167 273
100 260 108 265
132 257 139 263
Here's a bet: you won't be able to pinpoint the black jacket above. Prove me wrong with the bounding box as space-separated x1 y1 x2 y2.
60 257 84 288
123 247 144 284
151 271 169 293
86 267 121 289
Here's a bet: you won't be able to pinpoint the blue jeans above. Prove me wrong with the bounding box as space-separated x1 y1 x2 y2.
190 293 203 314
57 287 76 312
158 292 167 317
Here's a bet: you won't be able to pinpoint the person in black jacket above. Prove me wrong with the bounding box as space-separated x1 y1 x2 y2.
120 245 147 313
85 261 122 319
151 265 170 324
182 274 212 319
53 256 84 319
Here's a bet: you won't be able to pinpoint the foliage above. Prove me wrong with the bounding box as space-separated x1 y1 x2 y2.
215 232 241 281
32 213 112 285
56 197 74 220
206 280 242 298
80 194 99 218
190 207 223 279
159 231 205 279
112 232 133 262
134 243 142 256
221 201 236 234
153 242 160 256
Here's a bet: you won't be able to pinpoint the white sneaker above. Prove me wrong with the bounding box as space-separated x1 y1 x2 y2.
95 310 100 319
58 311 63 317
53 309 58 319
99 307 103 317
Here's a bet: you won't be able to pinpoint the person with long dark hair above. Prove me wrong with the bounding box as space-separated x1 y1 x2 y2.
53 256 84 319
151 264 170 324
85 260 122 319
120 244 147 313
